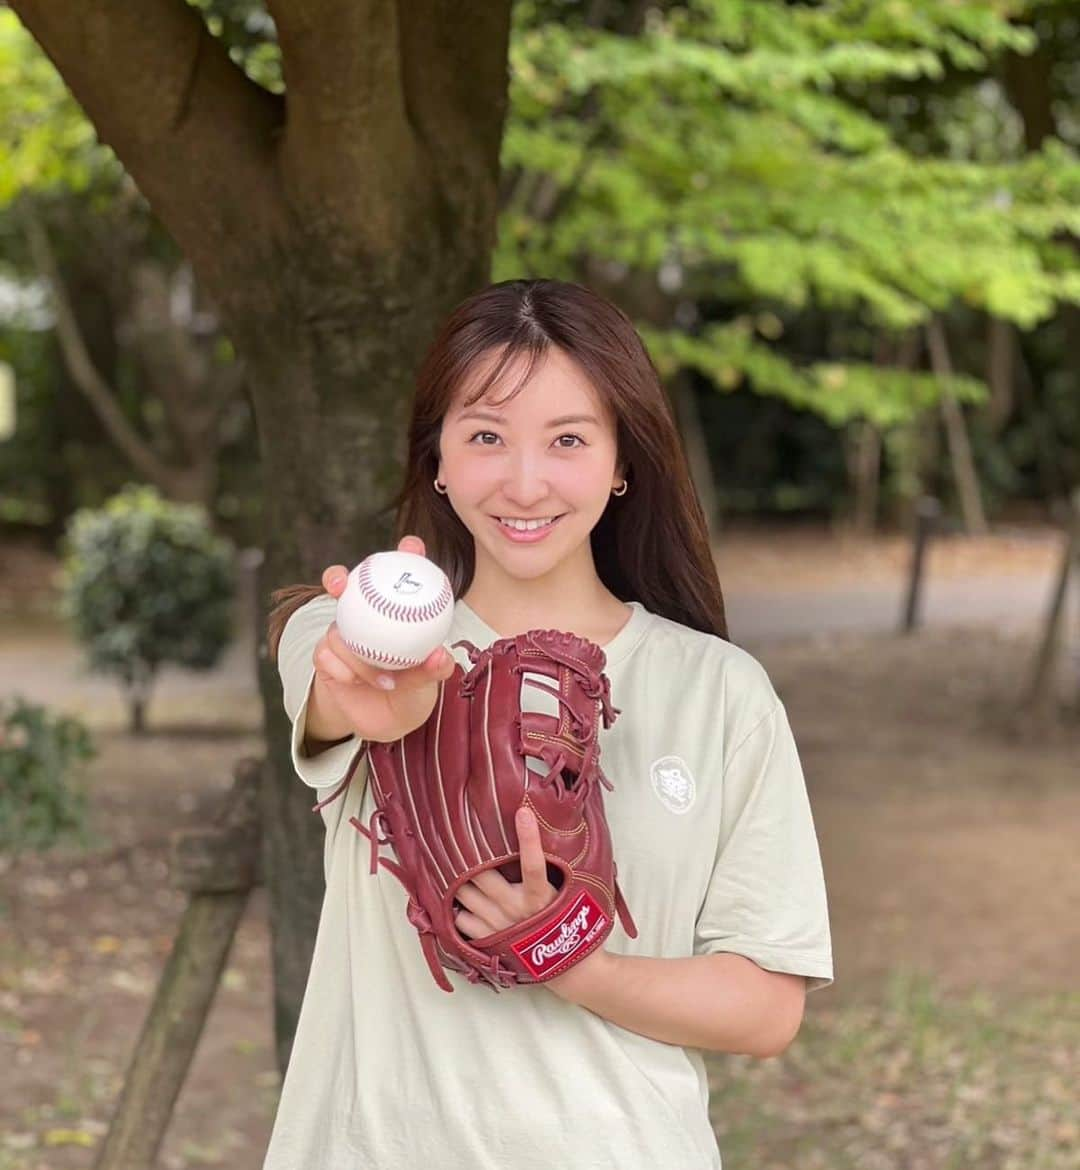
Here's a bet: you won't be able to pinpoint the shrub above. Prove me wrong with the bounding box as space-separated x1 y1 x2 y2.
60 484 236 733
0 695 95 857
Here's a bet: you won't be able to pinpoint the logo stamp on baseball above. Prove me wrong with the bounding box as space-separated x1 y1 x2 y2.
335 550 455 670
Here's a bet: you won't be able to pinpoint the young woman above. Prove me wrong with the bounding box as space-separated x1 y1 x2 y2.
263 278 833 1169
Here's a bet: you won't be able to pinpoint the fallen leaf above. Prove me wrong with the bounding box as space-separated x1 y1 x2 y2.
43 1128 96 1147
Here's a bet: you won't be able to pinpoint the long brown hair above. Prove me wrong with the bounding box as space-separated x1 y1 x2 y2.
267 278 726 662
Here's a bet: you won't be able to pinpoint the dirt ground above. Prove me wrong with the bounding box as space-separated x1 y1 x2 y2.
1 525 1078 1168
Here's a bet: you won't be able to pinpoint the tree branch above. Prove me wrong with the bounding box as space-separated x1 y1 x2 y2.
9 0 286 311
261 0 513 251
398 2 514 215
264 0 427 245
21 206 177 490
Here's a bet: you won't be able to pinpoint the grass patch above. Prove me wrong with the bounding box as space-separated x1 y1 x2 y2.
708 968 1080 1170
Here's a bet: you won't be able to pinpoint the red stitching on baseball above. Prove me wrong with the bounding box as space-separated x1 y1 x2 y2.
341 636 424 668
357 559 454 623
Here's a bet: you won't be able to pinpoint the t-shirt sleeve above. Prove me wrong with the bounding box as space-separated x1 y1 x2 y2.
277 592 366 792
693 699 834 993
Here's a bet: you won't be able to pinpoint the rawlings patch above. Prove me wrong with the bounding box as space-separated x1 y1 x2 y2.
510 890 609 978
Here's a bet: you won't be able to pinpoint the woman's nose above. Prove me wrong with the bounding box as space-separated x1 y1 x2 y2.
502 454 551 507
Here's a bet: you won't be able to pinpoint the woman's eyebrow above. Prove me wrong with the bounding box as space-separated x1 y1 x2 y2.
457 409 599 426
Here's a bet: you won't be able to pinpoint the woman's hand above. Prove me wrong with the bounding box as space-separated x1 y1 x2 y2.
454 805 613 1001
309 534 457 745
453 806 560 939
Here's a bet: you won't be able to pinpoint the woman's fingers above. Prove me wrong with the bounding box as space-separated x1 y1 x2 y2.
454 908 492 941
324 624 455 693
313 641 358 685
454 882 508 930
515 807 550 903
321 531 423 598
322 564 349 597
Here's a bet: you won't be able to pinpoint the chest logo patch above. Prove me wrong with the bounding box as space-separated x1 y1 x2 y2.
649 755 696 814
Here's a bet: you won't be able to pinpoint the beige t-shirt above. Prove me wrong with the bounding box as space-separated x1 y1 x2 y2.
263 593 833 1170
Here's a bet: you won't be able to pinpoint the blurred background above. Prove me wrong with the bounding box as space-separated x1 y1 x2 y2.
1 1 1078 1167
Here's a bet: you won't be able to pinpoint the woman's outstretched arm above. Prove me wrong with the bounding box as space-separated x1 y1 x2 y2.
546 949 806 1058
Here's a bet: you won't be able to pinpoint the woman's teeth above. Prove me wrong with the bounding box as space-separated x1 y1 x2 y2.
500 517 556 531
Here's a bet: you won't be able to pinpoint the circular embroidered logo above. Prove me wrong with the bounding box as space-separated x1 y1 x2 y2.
649 755 696 814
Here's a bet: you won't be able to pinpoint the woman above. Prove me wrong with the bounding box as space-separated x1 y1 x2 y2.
263 278 833 1169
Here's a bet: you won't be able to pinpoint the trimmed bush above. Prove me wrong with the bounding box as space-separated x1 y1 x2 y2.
60 484 236 733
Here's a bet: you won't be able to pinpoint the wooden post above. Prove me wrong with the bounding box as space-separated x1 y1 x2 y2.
901 496 941 634
93 756 263 1170
1024 489 1080 713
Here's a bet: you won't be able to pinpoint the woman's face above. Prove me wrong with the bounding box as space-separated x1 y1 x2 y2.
437 346 623 585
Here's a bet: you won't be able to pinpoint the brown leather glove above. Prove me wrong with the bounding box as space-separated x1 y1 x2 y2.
335 626 638 992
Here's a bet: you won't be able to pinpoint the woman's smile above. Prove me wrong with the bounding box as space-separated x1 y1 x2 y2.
490 513 567 543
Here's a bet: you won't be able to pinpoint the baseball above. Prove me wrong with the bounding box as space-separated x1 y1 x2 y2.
335 550 455 671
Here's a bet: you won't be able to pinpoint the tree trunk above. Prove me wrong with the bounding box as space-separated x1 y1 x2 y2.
847 420 881 536
670 370 720 538
9 0 515 1072
926 318 988 535
985 315 1015 435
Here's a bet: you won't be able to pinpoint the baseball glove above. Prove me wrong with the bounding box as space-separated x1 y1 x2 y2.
317 627 637 992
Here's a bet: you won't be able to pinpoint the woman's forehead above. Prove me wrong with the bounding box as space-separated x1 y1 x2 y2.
450 348 609 421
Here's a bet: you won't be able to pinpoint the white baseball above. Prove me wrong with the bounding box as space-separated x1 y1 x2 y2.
335 550 455 670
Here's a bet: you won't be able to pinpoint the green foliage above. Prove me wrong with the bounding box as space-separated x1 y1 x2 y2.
186 0 283 91
642 318 987 427
0 696 95 855
497 0 1080 429
59 485 235 718
0 10 123 206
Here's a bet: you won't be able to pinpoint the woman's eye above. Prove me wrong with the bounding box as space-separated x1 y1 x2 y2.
467 431 585 449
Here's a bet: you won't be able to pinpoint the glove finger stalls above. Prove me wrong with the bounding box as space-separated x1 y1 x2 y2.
431 666 483 874
467 649 528 860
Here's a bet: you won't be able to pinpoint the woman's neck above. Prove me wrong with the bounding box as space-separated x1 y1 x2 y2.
461 578 631 644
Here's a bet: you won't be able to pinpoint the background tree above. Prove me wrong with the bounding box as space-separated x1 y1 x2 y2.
7 0 515 1070
0 10 254 523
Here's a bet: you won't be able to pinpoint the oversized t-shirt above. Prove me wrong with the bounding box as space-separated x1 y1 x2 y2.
263 593 833 1170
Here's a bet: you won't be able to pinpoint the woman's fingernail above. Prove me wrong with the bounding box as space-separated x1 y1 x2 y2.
376 675 396 690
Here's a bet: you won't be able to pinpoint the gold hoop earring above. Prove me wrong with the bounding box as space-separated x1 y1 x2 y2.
612 480 628 496
434 479 448 495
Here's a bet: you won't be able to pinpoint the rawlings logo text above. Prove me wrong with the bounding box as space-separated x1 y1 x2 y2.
511 891 609 978
530 904 591 966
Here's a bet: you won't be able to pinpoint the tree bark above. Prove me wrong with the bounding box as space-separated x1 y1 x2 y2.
670 369 721 536
847 420 881 536
984 315 1015 435
10 0 515 1071
926 318 988 535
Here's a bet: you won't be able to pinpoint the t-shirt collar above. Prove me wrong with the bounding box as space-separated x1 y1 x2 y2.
453 598 652 670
